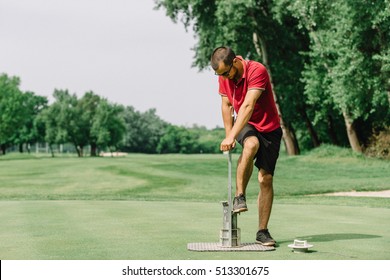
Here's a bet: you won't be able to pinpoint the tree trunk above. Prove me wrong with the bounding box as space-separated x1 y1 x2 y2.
74 143 81 157
79 146 84 157
1 144 6 155
90 143 97 157
49 144 55 158
302 109 321 147
253 31 299 155
327 115 339 145
342 110 362 153
279 112 300 155
285 122 300 154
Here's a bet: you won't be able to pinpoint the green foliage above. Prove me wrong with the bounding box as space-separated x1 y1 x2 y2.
0 74 25 152
39 89 84 155
157 125 200 153
121 107 168 153
91 99 126 152
286 0 390 145
13 92 48 150
0 74 48 154
37 90 126 156
192 126 223 153
0 73 228 155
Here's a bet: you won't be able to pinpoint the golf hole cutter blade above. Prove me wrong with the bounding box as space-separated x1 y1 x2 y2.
219 151 241 247
186 151 274 252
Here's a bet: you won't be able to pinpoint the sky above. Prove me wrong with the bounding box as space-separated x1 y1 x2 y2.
0 0 222 129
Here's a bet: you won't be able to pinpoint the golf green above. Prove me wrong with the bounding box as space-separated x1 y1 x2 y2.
0 200 388 260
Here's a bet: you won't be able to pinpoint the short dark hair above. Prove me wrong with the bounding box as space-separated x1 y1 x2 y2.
210 46 236 70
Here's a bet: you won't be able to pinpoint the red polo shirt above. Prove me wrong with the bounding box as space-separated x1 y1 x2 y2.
218 56 280 133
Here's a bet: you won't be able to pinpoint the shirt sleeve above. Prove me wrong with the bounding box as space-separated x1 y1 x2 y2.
247 63 268 92
218 77 228 96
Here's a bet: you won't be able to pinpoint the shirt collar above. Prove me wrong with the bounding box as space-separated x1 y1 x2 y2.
235 55 246 84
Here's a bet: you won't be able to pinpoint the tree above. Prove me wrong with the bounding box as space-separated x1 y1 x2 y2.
36 104 58 157
78 92 101 156
285 0 390 152
91 99 126 153
157 124 200 153
189 125 225 153
0 74 25 154
13 91 48 153
121 107 168 153
43 89 86 156
37 90 125 156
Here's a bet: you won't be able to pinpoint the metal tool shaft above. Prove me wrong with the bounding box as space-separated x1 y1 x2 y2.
227 151 232 246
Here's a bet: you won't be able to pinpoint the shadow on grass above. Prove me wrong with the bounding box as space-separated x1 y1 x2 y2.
278 233 381 245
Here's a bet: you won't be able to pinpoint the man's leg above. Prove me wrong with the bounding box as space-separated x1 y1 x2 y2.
257 169 274 230
232 136 259 213
254 127 281 246
236 136 259 196
255 169 276 246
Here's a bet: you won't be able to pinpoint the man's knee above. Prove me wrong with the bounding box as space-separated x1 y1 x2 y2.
243 136 259 155
258 171 273 187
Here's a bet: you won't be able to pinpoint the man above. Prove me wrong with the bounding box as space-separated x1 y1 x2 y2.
210 46 282 246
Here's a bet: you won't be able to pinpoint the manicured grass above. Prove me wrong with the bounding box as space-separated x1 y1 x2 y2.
0 149 389 204
0 146 389 259
0 200 388 260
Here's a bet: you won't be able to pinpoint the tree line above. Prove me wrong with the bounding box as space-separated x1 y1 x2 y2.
156 0 390 155
0 73 225 156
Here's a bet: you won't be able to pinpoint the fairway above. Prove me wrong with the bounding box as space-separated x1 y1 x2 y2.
0 149 389 260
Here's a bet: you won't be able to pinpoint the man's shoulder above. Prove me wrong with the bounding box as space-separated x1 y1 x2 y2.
247 60 266 71
246 60 269 81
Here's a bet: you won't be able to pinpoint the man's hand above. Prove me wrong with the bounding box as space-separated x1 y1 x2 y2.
220 137 236 151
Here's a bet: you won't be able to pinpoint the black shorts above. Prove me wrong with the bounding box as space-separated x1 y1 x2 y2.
236 124 282 176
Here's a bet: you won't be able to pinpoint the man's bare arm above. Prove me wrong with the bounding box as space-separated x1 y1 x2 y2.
220 89 262 151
